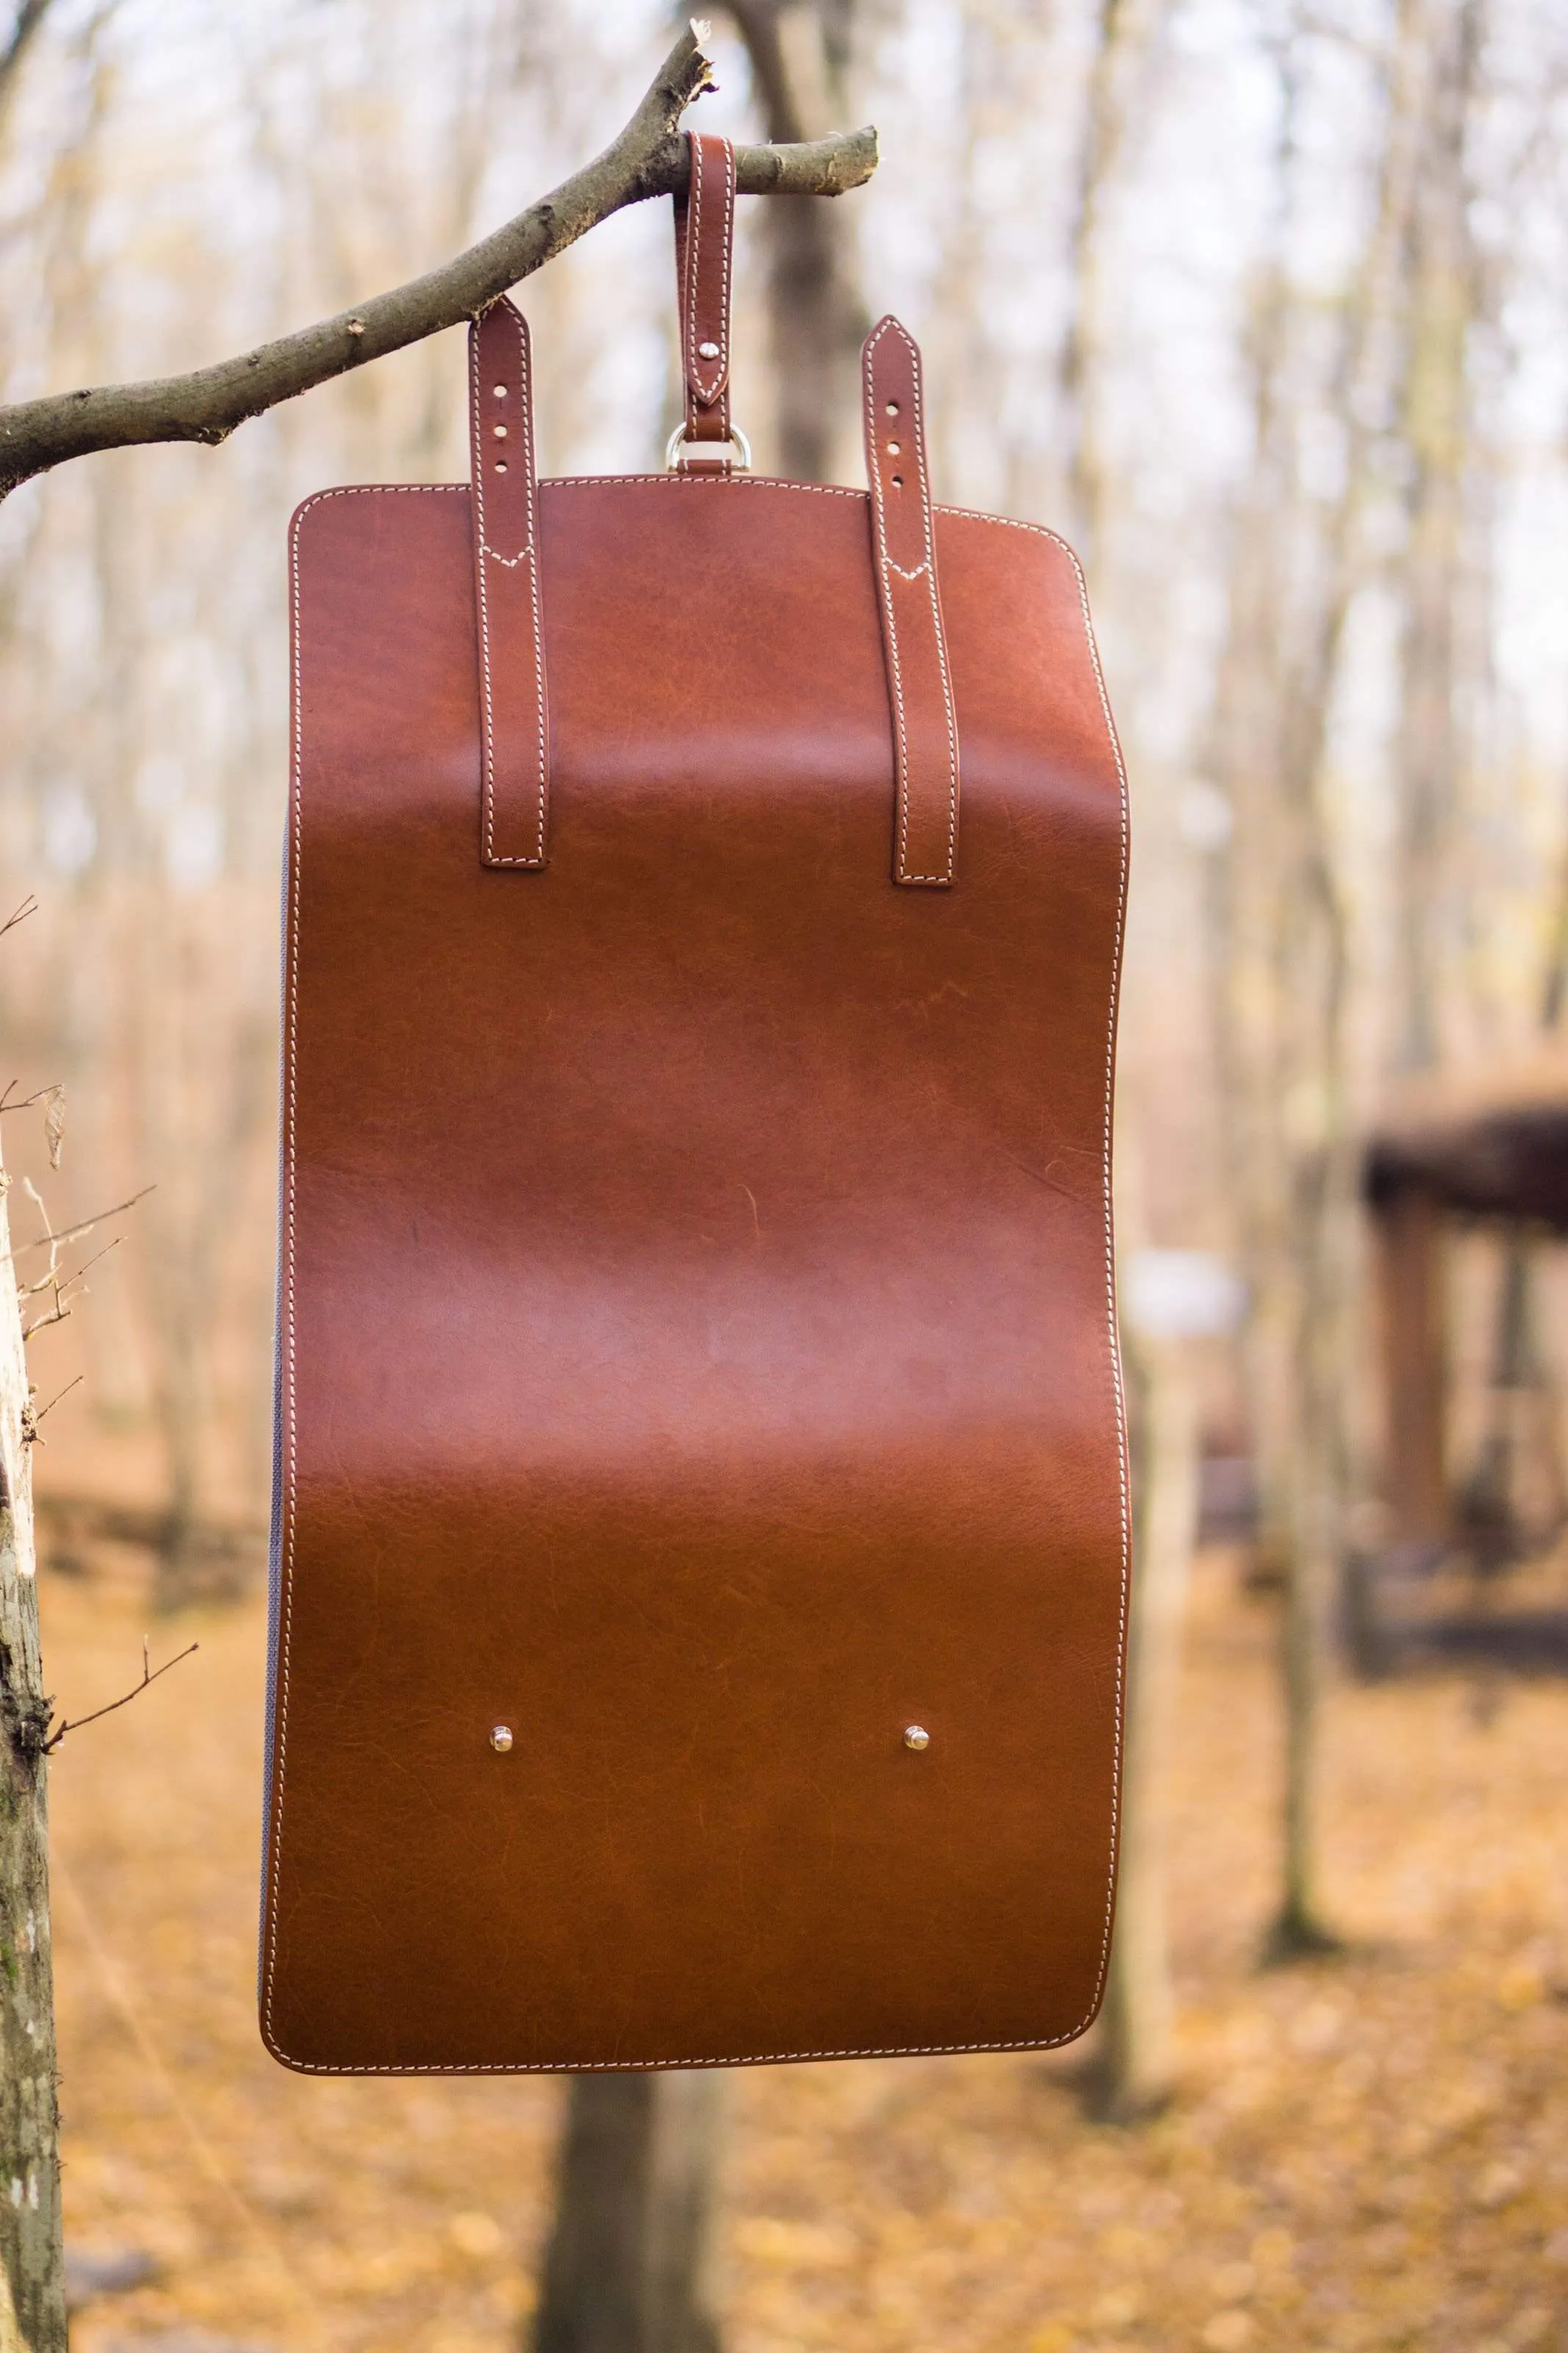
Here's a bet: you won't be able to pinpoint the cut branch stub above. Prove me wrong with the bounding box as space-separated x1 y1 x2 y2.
0 23 877 495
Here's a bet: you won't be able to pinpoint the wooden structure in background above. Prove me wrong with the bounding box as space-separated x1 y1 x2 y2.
1364 1046 1568 1559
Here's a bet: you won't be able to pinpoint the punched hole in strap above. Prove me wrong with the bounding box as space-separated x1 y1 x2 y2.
861 315 962 887
670 130 748 472
470 296 549 869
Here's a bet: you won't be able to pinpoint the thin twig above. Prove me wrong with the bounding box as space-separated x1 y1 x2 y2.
26 1374 81 1438
20 1234 121 1302
3 1183 154 1263
0 896 37 941
0 1082 54 1118
0 23 876 495
43 1637 198 1752
21 1236 121 1338
16 1174 127 1338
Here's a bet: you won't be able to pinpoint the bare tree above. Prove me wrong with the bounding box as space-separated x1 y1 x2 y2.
726 1 868 482
0 0 55 113
0 27 872 2346
1092 1325 1198 2118
1391 0 1488 1077
1206 0 1428 1957
1056 0 1170 567
0 1121 65 2353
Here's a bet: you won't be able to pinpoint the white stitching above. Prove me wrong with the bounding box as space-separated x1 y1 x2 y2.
685 138 709 401
265 475 1129 2075
907 324 960 882
712 136 734 420
470 306 547 868
862 332 913 882
864 321 956 884
1067 529 1131 2065
520 315 548 865
469 316 498 865
683 135 733 414
262 2029 1115 2076
862 319 960 885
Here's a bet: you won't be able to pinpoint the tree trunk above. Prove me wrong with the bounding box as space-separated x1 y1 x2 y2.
531 2074 726 2353
0 1147 66 2353
1203 0 1429 1963
1391 0 1485 1080
727 1 867 485
1056 0 1168 565
1093 1335 1197 2121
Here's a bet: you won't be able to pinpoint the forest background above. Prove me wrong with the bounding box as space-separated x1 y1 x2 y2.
0 1 1567 2350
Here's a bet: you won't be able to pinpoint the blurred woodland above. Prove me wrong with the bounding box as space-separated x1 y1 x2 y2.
3 0 1568 2348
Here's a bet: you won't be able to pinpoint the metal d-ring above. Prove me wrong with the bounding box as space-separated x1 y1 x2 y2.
665 421 753 472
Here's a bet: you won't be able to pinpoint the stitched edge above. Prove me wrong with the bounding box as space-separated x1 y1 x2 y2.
264 475 1128 2076
861 329 912 879
683 134 733 416
470 307 547 868
908 324 961 882
862 320 961 887
469 318 499 865
265 483 470 2071
262 2027 1115 2077
1048 531 1131 2089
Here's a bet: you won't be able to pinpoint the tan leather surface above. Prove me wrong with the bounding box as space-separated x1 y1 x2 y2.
263 467 1130 2074
862 318 960 888
469 299 548 867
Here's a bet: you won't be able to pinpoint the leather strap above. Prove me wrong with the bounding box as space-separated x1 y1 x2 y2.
470 296 548 868
862 317 960 888
672 132 736 474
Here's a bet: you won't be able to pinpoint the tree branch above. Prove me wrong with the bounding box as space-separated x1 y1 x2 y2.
42 1638 198 1753
0 19 876 496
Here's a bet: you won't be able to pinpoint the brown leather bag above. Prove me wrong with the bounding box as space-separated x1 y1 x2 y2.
261 133 1131 2074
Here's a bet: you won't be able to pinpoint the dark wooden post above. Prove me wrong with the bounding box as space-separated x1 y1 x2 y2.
1375 1180 1448 1557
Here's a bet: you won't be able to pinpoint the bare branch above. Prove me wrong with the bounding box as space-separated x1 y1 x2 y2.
0 896 37 941
0 1081 54 1117
23 1374 81 1440
15 1175 127 1338
43 1637 198 1752
19 1232 122 1303
2 1182 154 1264
0 22 877 496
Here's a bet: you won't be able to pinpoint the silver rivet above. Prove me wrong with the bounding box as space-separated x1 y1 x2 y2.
698 340 720 360
903 1724 930 1752
490 1724 514 1752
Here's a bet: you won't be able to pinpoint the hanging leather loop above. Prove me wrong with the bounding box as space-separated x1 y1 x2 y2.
671 132 739 475
470 296 549 868
862 316 961 888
